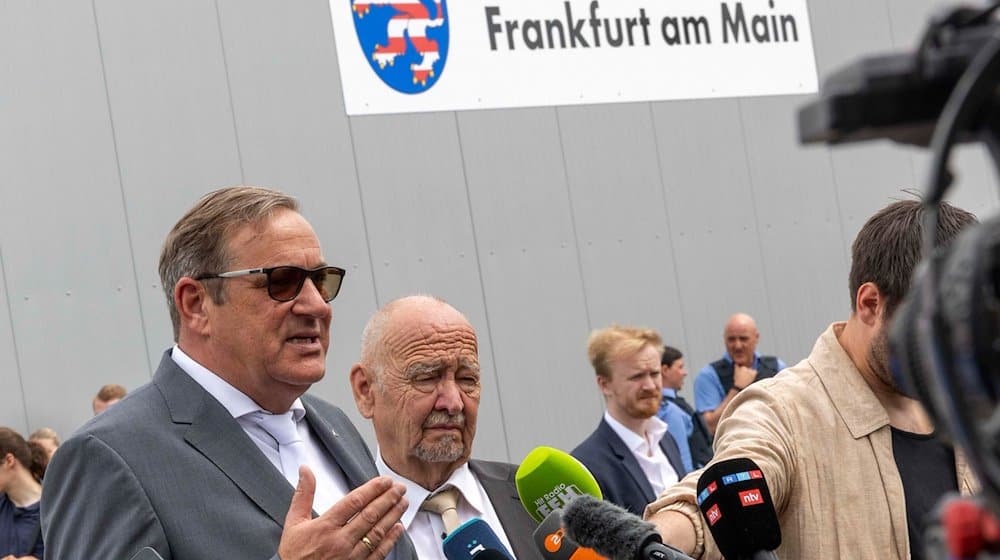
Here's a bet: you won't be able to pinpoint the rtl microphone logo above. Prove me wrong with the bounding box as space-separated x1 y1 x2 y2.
739 488 764 507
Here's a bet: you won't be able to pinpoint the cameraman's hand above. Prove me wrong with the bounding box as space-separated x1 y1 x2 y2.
278 466 407 559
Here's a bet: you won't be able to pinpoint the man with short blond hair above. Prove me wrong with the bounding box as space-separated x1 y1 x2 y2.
572 325 686 516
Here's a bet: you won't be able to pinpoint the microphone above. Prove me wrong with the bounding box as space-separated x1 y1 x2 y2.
515 446 608 559
695 458 781 560
442 517 514 560
562 495 695 560
515 446 604 522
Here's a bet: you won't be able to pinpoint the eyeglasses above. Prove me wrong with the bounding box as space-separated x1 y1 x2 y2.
196 265 346 303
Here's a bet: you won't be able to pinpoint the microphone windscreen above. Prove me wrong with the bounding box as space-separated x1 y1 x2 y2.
516 446 603 522
562 495 656 559
442 518 514 560
696 458 781 558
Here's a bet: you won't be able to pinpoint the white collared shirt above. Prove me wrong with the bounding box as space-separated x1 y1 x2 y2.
603 411 679 496
375 451 515 560
171 345 349 513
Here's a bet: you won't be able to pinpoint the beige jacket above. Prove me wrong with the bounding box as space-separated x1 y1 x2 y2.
646 322 978 559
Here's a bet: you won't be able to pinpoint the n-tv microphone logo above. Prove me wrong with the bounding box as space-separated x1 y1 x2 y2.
739 489 764 507
351 0 449 93
706 504 722 526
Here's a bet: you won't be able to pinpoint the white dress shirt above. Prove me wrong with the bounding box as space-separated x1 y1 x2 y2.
171 345 349 513
375 451 515 560
604 410 679 496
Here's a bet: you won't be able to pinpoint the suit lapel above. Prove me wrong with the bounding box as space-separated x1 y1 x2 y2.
469 461 538 560
300 400 419 560
185 404 294 526
154 356 293 527
659 436 686 478
301 401 369 489
600 420 656 503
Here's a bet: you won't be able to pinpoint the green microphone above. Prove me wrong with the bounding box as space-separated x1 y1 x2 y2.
515 446 603 523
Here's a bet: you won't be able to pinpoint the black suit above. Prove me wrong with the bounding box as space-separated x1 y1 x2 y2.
571 418 687 516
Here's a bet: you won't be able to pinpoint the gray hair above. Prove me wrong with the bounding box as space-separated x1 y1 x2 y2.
158 186 299 340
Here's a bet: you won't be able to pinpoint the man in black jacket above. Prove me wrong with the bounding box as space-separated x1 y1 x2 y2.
572 325 687 516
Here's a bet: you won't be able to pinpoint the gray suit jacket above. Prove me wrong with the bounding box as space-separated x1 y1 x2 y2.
468 460 542 560
41 351 417 560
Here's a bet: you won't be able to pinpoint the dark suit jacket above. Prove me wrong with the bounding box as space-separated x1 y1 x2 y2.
41 351 417 560
469 459 543 560
571 418 687 517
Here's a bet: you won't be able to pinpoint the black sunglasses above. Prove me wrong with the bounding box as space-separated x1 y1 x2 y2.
196 265 346 302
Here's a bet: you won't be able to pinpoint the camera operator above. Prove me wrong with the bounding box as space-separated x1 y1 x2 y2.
646 199 979 559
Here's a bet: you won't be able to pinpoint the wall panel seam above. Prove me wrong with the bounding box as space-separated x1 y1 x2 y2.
91 0 154 377
554 107 592 331
213 0 247 184
452 111 511 462
648 101 691 353
346 117 382 307
554 107 606 414
824 146 851 267
735 99 777 329
0 245 30 430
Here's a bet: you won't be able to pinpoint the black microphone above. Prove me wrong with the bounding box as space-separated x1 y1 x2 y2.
696 458 781 560
562 495 694 560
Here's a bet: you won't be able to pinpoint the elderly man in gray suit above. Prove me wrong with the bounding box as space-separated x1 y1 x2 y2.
350 296 542 560
42 187 414 560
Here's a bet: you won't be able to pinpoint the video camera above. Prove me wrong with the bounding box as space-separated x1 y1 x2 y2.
799 4 1000 147
799 3 1000 557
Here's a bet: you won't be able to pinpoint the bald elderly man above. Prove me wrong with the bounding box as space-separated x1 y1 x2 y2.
350 295 541 560
693 313 786 436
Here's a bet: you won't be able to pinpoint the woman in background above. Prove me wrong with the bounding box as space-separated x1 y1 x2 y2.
0 428 46 560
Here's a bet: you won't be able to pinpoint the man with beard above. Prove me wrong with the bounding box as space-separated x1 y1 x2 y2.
571 325 687 516
350 295 542 560
647 200 980 560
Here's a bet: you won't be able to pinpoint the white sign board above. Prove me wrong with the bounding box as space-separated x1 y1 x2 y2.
329 0 818 115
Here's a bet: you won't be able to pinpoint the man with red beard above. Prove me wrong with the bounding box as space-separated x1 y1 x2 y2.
350 295 542 560
648 200 980 560
571 325 687 516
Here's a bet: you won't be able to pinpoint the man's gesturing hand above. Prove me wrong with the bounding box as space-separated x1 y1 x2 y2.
279 466 408 559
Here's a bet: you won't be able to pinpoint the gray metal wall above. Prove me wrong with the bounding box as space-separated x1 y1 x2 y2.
1 0 996 464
